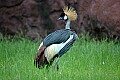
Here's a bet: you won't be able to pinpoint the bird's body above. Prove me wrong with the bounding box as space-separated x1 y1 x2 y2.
34 6 78 69
44 29 76 56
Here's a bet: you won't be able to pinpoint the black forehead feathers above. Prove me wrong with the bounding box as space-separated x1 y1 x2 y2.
60 13 65 17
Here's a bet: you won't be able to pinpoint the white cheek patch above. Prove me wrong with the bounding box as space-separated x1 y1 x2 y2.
64 15 68 20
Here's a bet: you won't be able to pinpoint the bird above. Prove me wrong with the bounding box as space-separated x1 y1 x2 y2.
34 6 78 70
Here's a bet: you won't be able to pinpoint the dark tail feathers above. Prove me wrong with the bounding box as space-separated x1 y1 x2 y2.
34 46 48 68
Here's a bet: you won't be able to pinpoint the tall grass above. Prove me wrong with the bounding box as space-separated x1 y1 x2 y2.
0 35 120 80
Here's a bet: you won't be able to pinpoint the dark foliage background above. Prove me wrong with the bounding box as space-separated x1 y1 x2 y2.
0 0 120 40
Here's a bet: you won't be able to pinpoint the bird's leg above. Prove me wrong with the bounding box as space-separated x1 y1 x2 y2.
54 57 60 71
56 64 59 70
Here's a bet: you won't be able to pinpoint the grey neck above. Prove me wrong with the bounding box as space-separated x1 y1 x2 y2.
65 20 71 29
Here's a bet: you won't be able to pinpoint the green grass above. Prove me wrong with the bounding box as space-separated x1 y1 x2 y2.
0 36 120 80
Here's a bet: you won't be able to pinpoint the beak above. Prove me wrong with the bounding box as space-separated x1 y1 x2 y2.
57 17 64 20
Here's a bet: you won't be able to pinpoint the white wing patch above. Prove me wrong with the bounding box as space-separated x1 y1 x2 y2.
44 45 56 62
53 34 73 53
38 42 43 50
44 35 74 62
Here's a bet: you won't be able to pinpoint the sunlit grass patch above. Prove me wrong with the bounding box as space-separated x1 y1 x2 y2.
0 36 120 80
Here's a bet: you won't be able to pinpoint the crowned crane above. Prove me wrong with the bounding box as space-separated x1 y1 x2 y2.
34 6 77 70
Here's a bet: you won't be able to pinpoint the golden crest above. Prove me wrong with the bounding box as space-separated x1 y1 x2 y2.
63 6 77 21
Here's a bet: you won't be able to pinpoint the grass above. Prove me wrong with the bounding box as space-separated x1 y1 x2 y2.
0 35 120 80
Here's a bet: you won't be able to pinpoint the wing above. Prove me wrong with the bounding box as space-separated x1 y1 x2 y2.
58 32 77 57
43 29 76 47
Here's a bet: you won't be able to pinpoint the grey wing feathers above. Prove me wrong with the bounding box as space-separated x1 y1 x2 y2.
58 32 77 57
43 29 75 46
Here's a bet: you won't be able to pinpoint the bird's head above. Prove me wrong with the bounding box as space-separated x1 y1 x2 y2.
57 13 68 21
57 6 77 21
